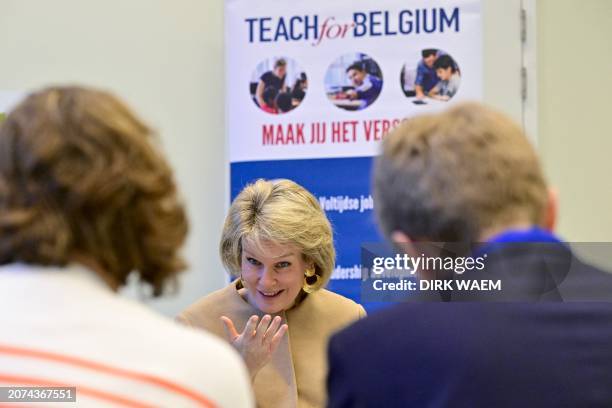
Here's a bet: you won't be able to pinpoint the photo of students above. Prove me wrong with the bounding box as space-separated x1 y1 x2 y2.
429 54 461 100
325 52 383 111
249 57 307 114
414 48 440 99
400 49 461 104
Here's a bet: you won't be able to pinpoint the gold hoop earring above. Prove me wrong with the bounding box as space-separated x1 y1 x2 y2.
303 268 318 293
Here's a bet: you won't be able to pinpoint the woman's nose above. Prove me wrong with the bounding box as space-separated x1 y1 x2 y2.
259 266 276 287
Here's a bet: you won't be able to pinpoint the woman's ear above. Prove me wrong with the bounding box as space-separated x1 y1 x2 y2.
302 256 315 274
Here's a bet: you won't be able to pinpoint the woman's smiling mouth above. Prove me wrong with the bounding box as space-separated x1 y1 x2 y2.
259 289 283 298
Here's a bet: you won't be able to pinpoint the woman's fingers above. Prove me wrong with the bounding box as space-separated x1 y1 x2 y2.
224 314 286 347
269 324 289 352
242 315 259 338
263 316 282 340
220 316 239 341
255 315 272 340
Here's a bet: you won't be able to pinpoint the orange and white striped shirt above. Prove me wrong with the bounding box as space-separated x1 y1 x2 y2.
0 263 254 407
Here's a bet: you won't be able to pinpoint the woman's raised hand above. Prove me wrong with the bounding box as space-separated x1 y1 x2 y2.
220 314 288 380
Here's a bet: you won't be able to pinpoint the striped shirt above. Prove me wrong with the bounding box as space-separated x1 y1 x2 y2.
0 263 254 407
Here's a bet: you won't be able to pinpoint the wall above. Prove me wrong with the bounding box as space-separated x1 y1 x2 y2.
0 0 228 316
537 0 612 266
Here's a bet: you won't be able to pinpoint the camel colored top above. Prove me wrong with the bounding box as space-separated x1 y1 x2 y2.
178 280 365 408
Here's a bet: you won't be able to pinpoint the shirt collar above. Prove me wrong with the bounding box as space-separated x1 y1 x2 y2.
474 227 565 258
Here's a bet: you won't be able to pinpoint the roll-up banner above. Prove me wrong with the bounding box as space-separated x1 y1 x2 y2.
226 0 483 311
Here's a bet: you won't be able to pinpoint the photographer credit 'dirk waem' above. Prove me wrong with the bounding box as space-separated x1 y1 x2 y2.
368 253 503 292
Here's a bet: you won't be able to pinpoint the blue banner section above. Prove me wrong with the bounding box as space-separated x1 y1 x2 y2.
231 156 391 313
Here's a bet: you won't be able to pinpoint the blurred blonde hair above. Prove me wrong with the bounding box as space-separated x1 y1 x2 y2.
374 102 548 242
220 179 334 292
0 86 188 296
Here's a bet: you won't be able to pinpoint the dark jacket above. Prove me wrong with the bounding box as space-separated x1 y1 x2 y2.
328 242 612 407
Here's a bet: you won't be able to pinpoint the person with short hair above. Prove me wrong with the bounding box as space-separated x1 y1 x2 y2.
255 58 287 108
344 62 383 109
178 179 365 408
0 86 253 408
327 103 612 407
414 48 440 99
374 103 550 244
429 54 461 100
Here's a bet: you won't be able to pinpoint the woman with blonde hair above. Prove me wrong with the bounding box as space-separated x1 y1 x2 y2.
178 178 365 407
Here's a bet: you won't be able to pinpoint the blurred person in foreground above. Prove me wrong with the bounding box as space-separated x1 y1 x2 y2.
327 103 612 407
178 179 365 408
0 86 253 407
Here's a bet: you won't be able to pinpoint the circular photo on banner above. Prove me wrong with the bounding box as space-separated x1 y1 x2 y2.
400 48 461 105
249 57 307 114
325 53 383 111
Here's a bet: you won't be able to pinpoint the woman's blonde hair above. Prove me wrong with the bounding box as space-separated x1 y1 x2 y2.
0 86 188 296
220 179 334 292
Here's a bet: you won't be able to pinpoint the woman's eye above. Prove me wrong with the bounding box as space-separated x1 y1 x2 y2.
275 261 291 269
246 257 261 266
